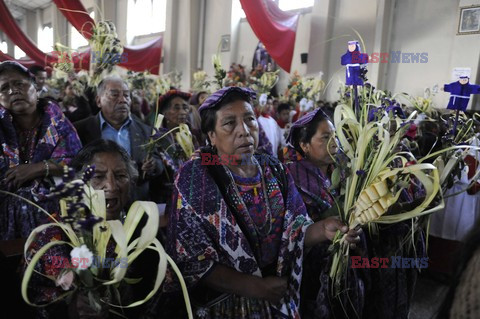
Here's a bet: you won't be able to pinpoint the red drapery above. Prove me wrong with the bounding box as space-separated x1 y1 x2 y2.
0 0 161 74
0 0 90 70
0 51 38 68
53 0 162 74
239 0 299 72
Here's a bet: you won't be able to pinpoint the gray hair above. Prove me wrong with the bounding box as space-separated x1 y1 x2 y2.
96 75 128 97
71 139 139 184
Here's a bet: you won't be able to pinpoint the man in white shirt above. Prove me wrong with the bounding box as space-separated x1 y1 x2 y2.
257 96 285 157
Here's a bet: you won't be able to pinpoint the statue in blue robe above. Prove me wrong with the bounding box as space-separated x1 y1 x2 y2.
444 76 480 111
341 40 368 86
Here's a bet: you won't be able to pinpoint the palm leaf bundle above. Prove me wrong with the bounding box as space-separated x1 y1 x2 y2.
328 84 445 297
8 167 192 318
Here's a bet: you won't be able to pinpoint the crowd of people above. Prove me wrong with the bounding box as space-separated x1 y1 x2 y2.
0 60 479 319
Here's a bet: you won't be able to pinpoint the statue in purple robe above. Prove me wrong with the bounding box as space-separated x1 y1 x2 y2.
444 76 480 111
341 40 368 86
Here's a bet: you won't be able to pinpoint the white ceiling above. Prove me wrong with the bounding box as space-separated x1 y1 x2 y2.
6 0 52 19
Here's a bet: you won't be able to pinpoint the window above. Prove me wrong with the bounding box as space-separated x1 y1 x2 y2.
232 0 246 19
0 41 7 53
38 25 53 52
278 0 314 11
14 46 26 59
71 10 95 50
126 0 166 44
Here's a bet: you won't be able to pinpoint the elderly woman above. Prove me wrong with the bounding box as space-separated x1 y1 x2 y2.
166 87 360 318
151 89 199 204
284 108 366 318
27 139 156 318
0 61 82 240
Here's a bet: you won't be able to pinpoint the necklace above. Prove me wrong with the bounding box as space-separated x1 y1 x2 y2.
224 157 273 237
17 118 42 164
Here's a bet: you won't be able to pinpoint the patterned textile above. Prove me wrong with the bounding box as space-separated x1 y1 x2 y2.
231 165 285 268
284 150 337 221
284 148 365 318
167 152 312 318
198 87 256 113
286 108 328 146
0 99 82 240
363 222 424 319
151 126 193 205
363 156 426 319
26 223 75 307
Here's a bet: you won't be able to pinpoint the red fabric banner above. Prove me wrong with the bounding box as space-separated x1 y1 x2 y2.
0 51 37 68
0 0 161 74
239 0 299 72
53 0 162 74
0 0 90 70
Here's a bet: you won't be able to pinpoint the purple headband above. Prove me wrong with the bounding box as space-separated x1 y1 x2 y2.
0 61 35 80
198 86 256 113
286 108 328 145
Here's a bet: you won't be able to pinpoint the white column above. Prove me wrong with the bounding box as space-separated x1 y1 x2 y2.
369 0 395 90
306 0 335 77
52 4 69 46
26 9 38 45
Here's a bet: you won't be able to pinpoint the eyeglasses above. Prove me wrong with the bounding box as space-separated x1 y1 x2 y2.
0 80 32 95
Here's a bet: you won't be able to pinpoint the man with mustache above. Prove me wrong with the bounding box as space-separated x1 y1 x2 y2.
74 76 163 201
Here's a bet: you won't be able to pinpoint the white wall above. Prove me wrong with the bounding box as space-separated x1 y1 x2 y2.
384 0 480 110
201 0 234 85
323 0 377 101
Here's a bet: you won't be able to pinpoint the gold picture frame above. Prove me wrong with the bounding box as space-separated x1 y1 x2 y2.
458 5 480 35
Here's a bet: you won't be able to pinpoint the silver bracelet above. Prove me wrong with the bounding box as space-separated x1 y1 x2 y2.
43 160 50 178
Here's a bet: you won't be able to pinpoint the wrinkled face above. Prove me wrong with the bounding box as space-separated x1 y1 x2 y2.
35 71 47 89
301 120 337 167
89 152 130 220
198 92 209 106
208 100 259 158
164 96 189 127
348 44 357 52
459 78 469 85
96 80 131 124
279 109 290 123
0 70 38 116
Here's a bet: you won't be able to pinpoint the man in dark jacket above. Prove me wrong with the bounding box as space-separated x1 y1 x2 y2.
74 76 163 201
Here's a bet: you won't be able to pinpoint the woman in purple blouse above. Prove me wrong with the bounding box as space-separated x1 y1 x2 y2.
0 61 82 240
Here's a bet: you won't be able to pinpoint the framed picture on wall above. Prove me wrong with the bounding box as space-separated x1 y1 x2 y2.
458 5 480 35
221 35 231 52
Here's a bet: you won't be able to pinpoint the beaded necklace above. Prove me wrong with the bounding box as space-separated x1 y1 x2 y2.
16 116 42 164
224 157 273 237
